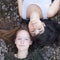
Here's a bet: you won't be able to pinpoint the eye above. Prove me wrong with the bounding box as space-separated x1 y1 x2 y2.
31 30 35 33
18 38 22 40
38 28 41 30
39 29 44 34
39 30 42 33
25 39 29 40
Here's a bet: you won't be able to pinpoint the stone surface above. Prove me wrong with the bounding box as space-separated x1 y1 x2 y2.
0 0 60 60
0 0 21 30
0 39 8 60
40 44 60 60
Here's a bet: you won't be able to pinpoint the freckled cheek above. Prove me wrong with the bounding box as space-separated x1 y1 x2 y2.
25 41 30 44
29 26 34 32
29 22 33 28
20 41 25 44
16 41 21 45
25 43 30 47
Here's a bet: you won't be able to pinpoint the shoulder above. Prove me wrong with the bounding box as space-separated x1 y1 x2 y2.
32 49 41 56
31 49 44 60
4 52 14 60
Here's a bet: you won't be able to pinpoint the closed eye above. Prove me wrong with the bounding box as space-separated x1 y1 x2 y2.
18 38 22 40
38 28 41 30
39 30 44 34
25 39 29 40
31 30 35 33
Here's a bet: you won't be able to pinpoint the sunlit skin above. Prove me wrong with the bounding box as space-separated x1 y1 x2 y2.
15 30 32 59
17 0 60 36
28 19 45 36
15 30 32 50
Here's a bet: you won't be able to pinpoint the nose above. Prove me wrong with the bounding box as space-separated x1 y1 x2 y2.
35 30 39 35
20 40 24 44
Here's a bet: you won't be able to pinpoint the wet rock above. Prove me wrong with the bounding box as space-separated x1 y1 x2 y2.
0 39 8 60
0 0 60 60
0 0 21 30
40 44 60 60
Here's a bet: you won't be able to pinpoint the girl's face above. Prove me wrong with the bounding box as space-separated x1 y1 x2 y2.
15 30 32 51
28 19 45 36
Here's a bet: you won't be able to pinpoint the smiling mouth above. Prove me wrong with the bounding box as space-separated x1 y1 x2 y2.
19 45 25 46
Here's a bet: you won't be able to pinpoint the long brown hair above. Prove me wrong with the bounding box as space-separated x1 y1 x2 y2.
15 23 33 41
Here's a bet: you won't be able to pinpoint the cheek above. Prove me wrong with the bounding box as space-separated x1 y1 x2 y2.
25 41 30 45
15 40 20 45
29 22 32 29
29 24 34 32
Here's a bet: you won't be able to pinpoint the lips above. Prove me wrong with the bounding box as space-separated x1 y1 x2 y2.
19 45 25 46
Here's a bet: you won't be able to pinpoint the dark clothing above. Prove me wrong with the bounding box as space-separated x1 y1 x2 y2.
22 18 57 47
4 50 44 60
52 0 54 2
34 20 57 47
42 20 57 44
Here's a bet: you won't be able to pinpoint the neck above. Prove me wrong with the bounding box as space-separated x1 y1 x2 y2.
17 50 28 59
30 12 40 21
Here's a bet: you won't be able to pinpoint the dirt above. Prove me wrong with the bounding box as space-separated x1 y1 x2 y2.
0 0 60 60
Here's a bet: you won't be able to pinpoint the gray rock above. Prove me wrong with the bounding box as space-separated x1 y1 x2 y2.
40 44 60 60
0 39 8 60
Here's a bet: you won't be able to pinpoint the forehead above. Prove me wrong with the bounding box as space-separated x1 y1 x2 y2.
16 30 30 37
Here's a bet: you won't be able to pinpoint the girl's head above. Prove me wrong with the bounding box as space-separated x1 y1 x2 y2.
15 23 32 51
28 19 45 37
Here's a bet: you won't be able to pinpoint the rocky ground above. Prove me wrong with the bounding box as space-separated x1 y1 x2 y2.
0 0 60 60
